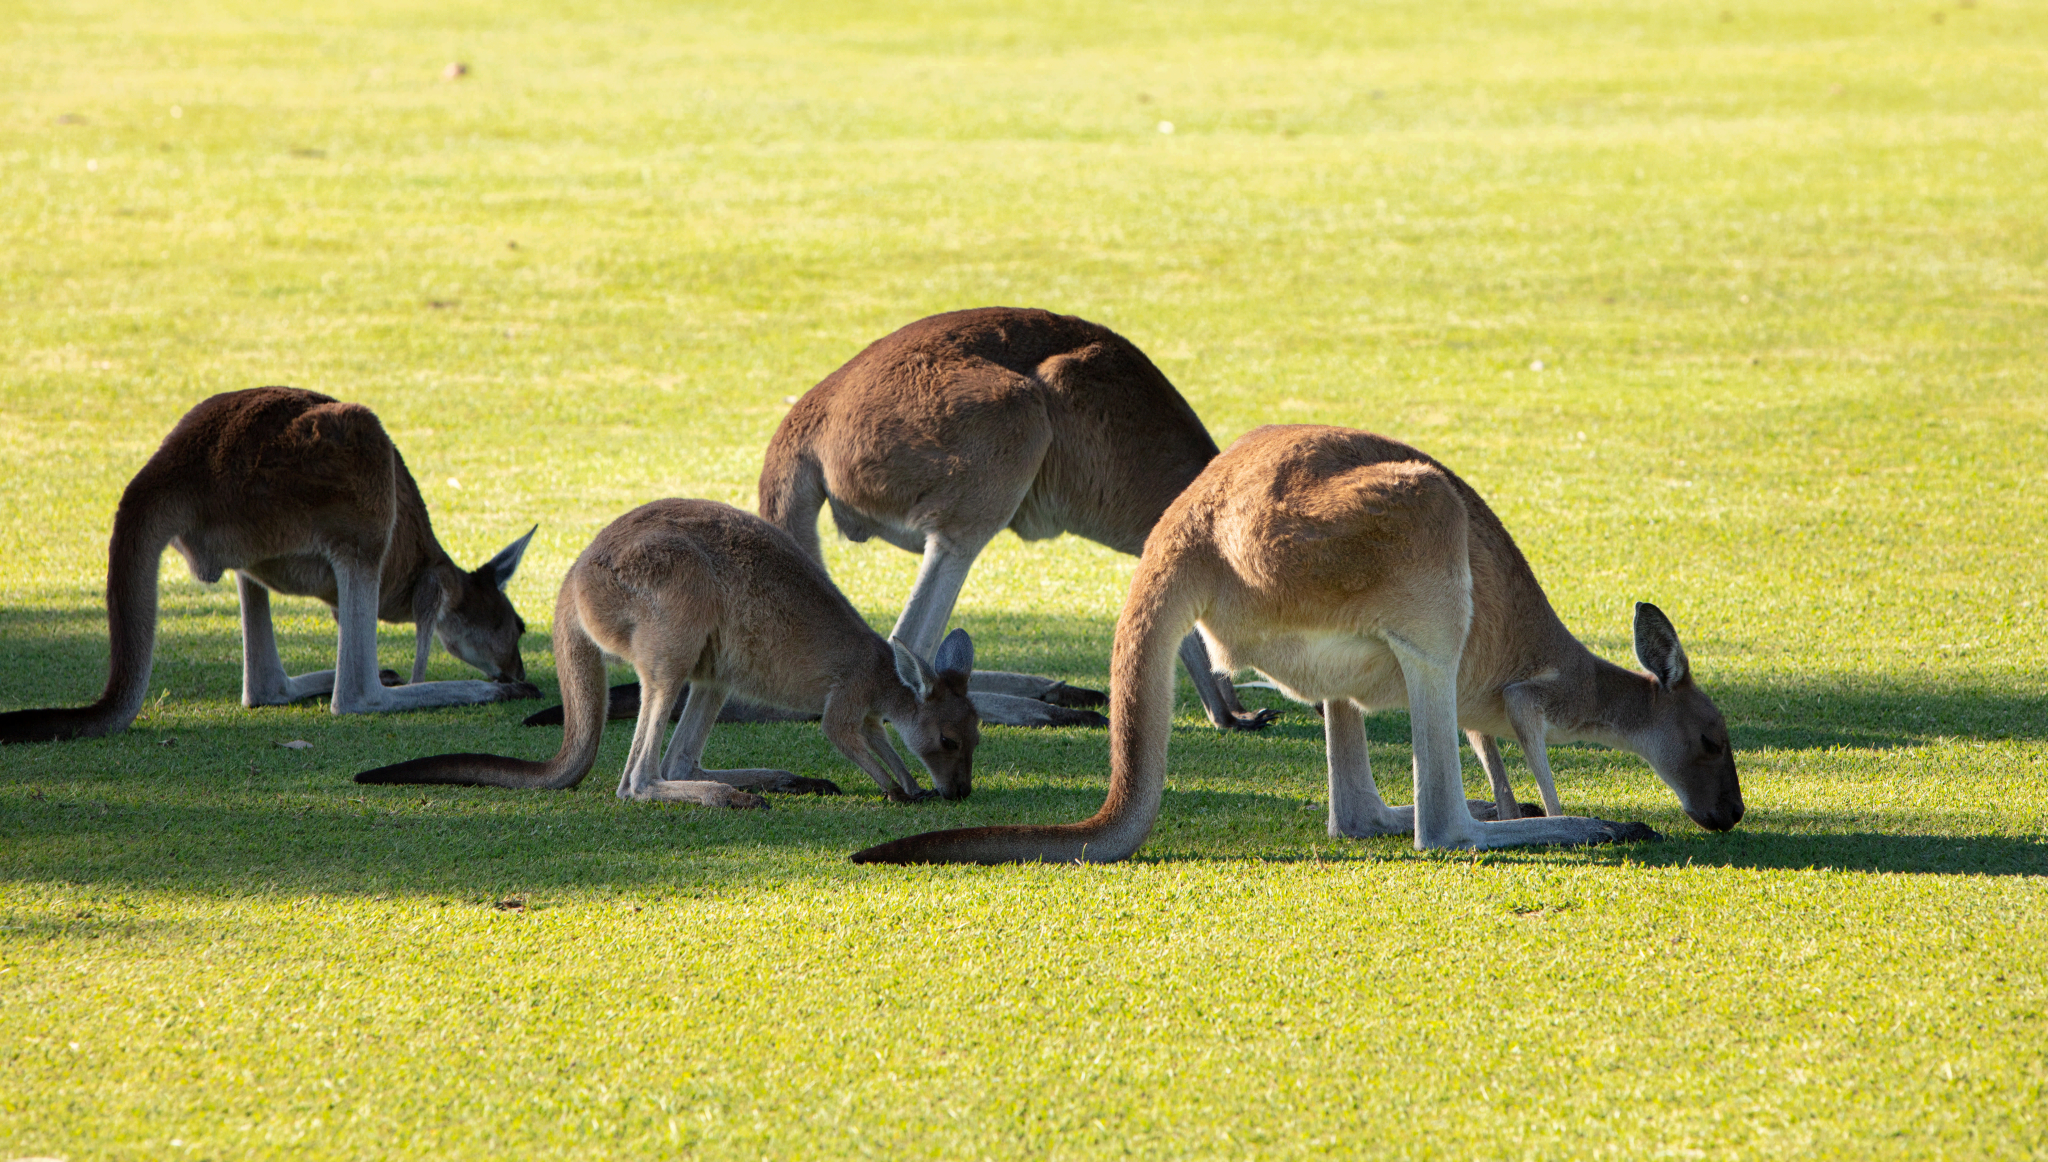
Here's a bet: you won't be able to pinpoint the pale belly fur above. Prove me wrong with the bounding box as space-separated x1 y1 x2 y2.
1200 624 1412 712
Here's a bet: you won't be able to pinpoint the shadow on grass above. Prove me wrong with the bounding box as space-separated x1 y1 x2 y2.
1203 823 2048 878
8 759 2042 900
8 596 2043 747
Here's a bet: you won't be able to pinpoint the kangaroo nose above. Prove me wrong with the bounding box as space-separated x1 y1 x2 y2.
1687 796 1744 832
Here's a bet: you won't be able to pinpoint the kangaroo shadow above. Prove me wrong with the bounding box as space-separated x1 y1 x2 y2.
1610 821 2046 876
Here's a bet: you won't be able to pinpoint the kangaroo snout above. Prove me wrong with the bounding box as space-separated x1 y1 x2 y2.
1686 792 1744 832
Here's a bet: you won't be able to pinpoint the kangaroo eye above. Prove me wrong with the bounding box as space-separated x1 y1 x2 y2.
939 736 960 753
1700 734 1724 757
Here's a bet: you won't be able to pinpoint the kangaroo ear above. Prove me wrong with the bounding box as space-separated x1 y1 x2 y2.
932 627 974 676
1633 601 1691 687
890 636 938 699
479 525 537 591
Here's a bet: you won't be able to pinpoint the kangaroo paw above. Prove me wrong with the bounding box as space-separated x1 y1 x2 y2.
1215 706 1280 731
378 668 404 687
494 681 543 702
773 776 842 796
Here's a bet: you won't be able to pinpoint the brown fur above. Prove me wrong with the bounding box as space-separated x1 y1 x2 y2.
357 500 981 807
854 425 1743 864
0 387 538 744
756 306 1274 730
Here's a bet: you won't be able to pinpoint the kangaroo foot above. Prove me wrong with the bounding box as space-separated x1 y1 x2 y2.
969 691 1109 729
640 780 770 809
378 669 403 687
1041 681 1108 709
1467 798 1549 821
1587 820 1662 845
699 768 842 796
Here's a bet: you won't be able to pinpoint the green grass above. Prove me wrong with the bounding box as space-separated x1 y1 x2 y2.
3 0 2046 1157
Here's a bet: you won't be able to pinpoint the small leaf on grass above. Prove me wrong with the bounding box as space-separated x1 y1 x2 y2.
277 740 313 750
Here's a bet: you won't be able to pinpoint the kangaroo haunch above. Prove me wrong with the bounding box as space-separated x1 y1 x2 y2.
358 499 981 807
854 424 1743 865
0 386 540 745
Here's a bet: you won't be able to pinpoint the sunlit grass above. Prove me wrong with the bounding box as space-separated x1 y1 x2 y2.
2 0 2044 1158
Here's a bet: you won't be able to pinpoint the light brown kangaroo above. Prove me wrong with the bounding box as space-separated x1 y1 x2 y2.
0 387 539 745
752 305 1278 731
356 499 981 808
853 424 1744 864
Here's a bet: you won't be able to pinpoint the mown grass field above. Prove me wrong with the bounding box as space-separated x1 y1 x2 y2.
2 0 2045 1157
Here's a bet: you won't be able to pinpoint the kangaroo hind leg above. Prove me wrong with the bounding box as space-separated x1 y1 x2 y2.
237 573 336 706
898 531 1109 724
1324 698 1411 838
655 681 836 798
616 638 767 810
329 560 533 714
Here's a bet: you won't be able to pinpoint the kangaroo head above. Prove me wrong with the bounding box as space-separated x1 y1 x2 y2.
1630 602 1743 832
889 628 981 801
436 525 536 683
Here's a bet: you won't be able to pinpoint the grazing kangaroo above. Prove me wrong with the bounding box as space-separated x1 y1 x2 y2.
0 387 539 745
759 306 1277 731
357 499 981 808
853 424 1744 864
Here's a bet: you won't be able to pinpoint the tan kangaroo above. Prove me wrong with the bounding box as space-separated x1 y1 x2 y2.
853 424 1744 864
356 499 981 808
0 387 539 745
754 305 1277 731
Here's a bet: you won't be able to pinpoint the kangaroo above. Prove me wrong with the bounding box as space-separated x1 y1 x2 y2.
0 387 539 745
356 499 981 808
852 424 1744 864
757 306 1279 732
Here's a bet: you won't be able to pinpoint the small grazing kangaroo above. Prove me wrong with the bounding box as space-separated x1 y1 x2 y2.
758 306 1277 731
0 387 539 745
853 424 1744 864
357 499 981 808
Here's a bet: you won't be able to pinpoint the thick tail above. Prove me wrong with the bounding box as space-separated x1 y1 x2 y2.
850 550 1202 865
756 426 828 564
356 584 608 788
0 487 179 744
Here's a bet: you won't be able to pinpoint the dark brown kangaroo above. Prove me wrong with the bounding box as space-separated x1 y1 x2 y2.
0 387 539 744
853 425 1743 865
758 306 1277 731
358 499 981 806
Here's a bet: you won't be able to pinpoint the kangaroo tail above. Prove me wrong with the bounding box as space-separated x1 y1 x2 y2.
356 582 607 789
756 419 828 564
0 485 180 744
850 547 1204 865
